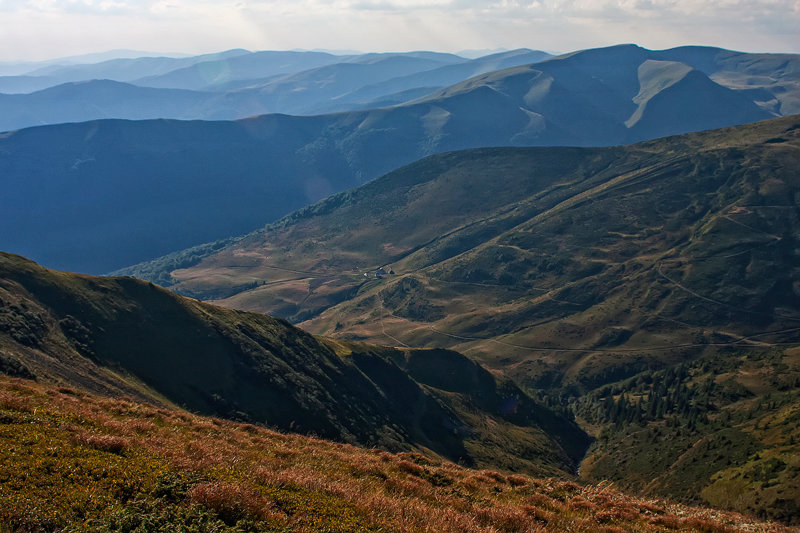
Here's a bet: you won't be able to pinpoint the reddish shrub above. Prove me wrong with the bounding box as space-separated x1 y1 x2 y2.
475 504 532 532
649 515 682 528
555 480 581 493
479 469 505 482
635 501 666 515
683 517 736 533
569 496 597 511
188 481 272 525
521 505 551 523
397 460 426 477
507 474 529 487
598 526 627 533
76 433 129 454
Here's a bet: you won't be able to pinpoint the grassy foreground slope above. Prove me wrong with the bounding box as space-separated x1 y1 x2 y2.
0 251 588 476
135 115 800 391
0 376 794 532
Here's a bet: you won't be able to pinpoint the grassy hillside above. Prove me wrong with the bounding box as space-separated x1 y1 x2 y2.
0 251 587 477
573 347 800 524
132 115 800 392
126 115 800 524
0 375 793 532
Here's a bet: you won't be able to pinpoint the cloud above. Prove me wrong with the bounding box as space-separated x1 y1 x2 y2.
0 0 797 61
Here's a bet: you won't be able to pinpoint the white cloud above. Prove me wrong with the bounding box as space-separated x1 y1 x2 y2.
0 0 797 61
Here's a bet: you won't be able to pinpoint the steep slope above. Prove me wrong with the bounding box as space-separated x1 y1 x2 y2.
0 377 787 532
573 347 800 524
0 45 790 274
651 46 800 115
0 251 588 476
130 115 800 392
416 44 772 144
626 60 779 140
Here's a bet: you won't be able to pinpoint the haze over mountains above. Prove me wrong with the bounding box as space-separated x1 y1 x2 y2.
0 44 797 133
0 48 547 128
1 44 798 274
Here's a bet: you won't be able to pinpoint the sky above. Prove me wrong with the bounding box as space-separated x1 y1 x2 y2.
0 0 798 62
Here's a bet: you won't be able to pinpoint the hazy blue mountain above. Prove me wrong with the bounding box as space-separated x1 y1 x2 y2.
345 86 442 110
0 52 469 131
0 50 252 96
225 53 469 115
1 45 793 133
457 48 510 58
414 43 773 144
0 75 62 94
25 49 250 83
0 49 181 76
312 48 552 113
651 46 800 115
0 80 223 130
0 45 786 274
132 50 350 90
0 61 56 77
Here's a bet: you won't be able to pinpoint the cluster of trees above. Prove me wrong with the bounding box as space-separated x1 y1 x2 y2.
573 365 722 429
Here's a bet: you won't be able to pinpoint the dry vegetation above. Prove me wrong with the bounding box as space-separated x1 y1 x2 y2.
0 376 794 532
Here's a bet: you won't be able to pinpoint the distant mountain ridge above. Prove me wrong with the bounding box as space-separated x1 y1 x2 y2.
0 45 795 274
1 44 797 131
0 48 547 128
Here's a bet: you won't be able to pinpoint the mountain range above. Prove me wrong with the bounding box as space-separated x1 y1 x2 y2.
123 115 800 391
1 44 796 274
116 112 800 524
1 42 800 528
0 49 548 130
1 45 797 133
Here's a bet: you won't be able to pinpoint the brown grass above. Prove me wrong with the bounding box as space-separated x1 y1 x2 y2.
0 375 795 533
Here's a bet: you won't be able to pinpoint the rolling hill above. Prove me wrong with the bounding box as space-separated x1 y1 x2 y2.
0 46 791 275
2 45 795 131
573 347 800 524
117 113 800 524
0 250 588 477
126 115 800 392
2 250 798 525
